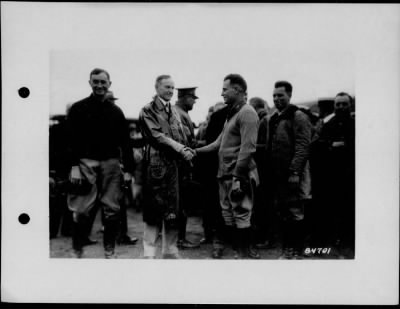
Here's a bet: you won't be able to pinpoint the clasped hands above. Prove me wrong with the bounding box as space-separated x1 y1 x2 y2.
180 146 196 162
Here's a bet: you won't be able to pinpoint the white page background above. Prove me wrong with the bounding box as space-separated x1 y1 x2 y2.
1 2 399 304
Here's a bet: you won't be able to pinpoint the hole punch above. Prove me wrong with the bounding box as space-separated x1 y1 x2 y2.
18 213 30 224
18 87 30 98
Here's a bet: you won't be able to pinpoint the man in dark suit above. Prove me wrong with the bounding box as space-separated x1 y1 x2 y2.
310 92 355 255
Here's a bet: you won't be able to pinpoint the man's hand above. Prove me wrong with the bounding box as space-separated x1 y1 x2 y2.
123 172 134 184
231 178 241 192
123 172 134 189
231 177 245 201
70 166 83 185
332 141 345 148
188 147 197 156
180 147 195 161
49 177 56 190
288 173 300 186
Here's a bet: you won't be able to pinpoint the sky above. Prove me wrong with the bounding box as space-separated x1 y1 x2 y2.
49 3 356 125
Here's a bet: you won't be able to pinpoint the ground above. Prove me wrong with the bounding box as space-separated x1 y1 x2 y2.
50 207 354 260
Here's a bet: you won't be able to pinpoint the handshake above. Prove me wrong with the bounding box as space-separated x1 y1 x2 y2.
180 146 197 162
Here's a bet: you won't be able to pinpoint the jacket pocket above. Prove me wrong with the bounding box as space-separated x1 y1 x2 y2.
149 164 167 180
148 148 167 180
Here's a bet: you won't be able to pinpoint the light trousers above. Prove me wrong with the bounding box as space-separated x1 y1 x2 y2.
143 221 179 258
218 177 255 229
68 158 122 221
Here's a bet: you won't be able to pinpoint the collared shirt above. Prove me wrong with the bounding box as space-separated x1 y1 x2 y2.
157 96 169 106
158 96 170 112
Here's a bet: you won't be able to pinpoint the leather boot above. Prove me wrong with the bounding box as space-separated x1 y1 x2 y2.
246 228 261 259
178 209 188 241
224 225 236 250
280 220 294 259
103 217 119 258
211 225 230 259
72 221 85 258
292 220 305 259
238 228 260 259
231 228 241 259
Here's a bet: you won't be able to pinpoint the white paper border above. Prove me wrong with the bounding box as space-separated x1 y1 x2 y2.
1 2 399 304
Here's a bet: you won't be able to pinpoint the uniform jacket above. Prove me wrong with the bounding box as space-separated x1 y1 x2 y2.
174 104 196 148
66 94 135 173
198 101 259 181
269 104 312 202
139 96 188 225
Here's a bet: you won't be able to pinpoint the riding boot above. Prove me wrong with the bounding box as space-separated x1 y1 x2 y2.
246 228 260 259
103 217 119 258
292 220 305 259
72 220 86 258
237 228 260 259
281 220 290 249
224 225 236 249
232 228 242 259
280 220 294 259
211 224 231 259
178 210 187 241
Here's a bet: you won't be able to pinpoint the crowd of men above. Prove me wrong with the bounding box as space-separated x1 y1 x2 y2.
50 68 355 260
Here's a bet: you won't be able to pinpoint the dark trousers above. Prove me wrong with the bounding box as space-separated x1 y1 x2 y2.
50 193 69 238
251 182 273 244
201 178 225 241
50 187 73 238
178 181 190 241
119 185 134 237
279 200 306 251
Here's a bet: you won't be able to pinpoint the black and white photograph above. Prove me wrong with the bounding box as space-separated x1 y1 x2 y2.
2 2 399 305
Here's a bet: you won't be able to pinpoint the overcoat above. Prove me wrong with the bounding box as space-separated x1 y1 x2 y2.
139 97 188 225
174 104 196 148
268 104 312 203
310 114 355 203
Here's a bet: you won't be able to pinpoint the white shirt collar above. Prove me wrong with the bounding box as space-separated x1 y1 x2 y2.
158 96 170 106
